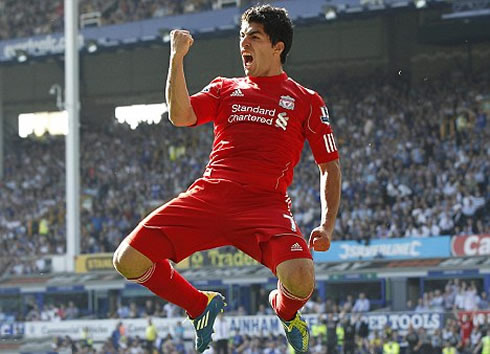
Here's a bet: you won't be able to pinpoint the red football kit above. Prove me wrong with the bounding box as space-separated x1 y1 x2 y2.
128 72 339 274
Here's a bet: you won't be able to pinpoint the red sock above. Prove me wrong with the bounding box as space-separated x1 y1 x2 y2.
130 260 208 318
271 281 313 321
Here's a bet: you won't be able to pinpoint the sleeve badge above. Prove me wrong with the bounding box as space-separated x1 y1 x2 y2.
320 106 330 125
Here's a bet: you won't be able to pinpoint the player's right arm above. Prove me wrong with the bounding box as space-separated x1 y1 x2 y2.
165 30 198 127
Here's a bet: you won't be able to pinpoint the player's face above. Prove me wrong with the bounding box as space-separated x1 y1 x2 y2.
240 21 283 77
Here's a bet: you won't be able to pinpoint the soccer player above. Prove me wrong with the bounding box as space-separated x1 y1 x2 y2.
113 5 341 353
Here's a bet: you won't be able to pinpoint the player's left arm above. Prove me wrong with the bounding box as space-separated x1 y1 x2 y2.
309 159 341 252
305 91 342 252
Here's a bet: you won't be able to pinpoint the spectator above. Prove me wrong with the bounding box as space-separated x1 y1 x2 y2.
383 331 400 354
352 293 370 313
478 291 489 309
405 325 419 354
117 302 130 318
143 299 154 317
213 312 230 354
145 318 157 353
432 328 443 354
470 324 483 353
464 282 479 311
442 340 457 354
65 301 79 320
459 313 474 351
326 313 339 354
473 328 490 354
430 290 445 312
414 327 432 354
111 321 125 351
129 302 140 318
343 317 356 354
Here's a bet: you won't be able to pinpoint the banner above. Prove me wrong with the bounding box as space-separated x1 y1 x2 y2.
360 312 443 332
458 310 490 326
186 249 258 268
451 234 490 256
23 315 318 341
75 253 114 273
75 249 256 273
314 236 451 262
21 312 444 341
0 321 24 339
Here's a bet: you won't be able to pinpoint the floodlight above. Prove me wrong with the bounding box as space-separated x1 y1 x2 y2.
18 111 68 138
115 103 168 129
15 50 28 63
86 39 98 53
415 0 427 8
325 8 337 20
159 28 172 43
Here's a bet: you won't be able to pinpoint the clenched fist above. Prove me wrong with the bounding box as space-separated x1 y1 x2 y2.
309 225 332 252
170 30 194 59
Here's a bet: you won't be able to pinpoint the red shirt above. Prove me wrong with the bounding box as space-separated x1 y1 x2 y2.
190 72 339 195
460 319 473 343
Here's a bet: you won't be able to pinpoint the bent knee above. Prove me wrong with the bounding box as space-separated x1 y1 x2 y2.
279 261 315 298
113 241 153 279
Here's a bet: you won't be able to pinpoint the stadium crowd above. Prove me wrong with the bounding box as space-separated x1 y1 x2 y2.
48 310 490 354
3 279 490 353
10 278 487 321
411 279 489 314
0 69 489 275
0 0 243 40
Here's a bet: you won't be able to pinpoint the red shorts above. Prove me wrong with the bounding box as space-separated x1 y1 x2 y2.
127 178 312 274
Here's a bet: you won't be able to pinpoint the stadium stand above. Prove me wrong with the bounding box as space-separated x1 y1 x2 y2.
0 70 488 275
0 0 490 352
0 0 245 40
15 294 490 353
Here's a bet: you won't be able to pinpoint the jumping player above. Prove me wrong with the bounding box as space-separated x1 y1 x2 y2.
113 5 341 353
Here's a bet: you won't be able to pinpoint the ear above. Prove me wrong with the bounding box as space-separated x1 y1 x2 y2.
274 41 285 57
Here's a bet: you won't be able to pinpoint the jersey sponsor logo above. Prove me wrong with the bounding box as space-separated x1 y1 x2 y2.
274 112 289 131
228 104 275 125
320 106 330 125
227 104 290 131
231 88 244 97
323 133 337 153
279 95 295 110
231 104 275 116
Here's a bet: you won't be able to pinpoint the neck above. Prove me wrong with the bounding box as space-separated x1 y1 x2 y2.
267 66 283 76
248 63 283 77
264 63 283 76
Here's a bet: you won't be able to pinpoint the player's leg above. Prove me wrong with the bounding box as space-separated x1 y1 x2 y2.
233 233 313 353
113 179 229 353
225 184 313 352
113 226 210 319
266 238 314 353
273 257 315 320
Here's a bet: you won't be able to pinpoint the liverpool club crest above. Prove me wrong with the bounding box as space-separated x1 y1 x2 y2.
279 95 295 110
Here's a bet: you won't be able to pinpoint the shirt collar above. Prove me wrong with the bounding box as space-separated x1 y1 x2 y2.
247 72 288 84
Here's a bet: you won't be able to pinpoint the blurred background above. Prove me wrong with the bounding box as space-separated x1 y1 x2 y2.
0 0 489 353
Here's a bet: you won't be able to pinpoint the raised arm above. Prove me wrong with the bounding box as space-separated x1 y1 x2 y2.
309 159 342 251
165 30 198 127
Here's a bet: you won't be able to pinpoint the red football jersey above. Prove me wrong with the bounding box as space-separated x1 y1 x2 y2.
190 72 339 194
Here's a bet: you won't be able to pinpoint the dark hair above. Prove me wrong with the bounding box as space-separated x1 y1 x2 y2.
241 5 293 64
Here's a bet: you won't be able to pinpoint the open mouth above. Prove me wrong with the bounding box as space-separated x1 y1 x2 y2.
242 54 254 67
